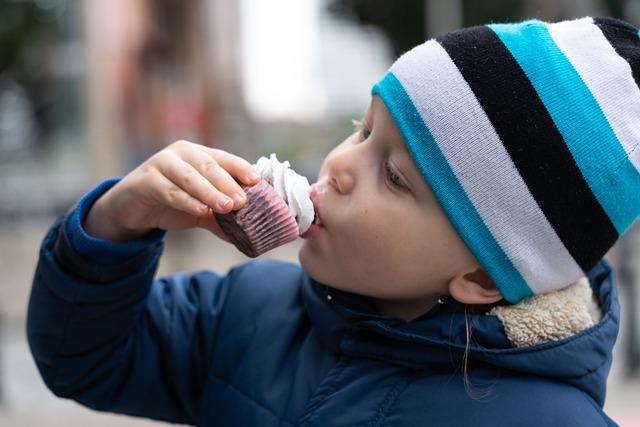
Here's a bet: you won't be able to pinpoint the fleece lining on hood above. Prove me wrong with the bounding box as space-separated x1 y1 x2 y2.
301 258 619 406
490 276 602 347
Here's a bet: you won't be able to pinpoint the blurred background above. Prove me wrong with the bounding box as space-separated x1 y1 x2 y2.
1 0 639 425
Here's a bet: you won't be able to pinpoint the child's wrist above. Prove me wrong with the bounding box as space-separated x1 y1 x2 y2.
84 196 153 243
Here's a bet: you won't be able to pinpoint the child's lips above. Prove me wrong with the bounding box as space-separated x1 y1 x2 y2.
301 184 326 239
309 184 325 229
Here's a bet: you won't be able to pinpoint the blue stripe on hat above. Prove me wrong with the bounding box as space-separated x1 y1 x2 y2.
489 20 640 236
372 72 534 303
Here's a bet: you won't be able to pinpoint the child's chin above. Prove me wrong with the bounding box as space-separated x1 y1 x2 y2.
297 245 312 271
298 246 324 280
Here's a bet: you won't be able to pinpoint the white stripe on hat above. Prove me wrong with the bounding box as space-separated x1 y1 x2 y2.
547 17 640 174
390 40 584 294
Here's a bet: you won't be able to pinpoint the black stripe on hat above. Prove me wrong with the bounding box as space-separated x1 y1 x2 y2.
437 25 618 272
593 17 640 88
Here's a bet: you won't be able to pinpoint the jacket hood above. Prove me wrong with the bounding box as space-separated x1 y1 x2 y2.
301 258 619 406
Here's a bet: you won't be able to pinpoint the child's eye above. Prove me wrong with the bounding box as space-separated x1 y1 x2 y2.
384 160 405 189
352 118 371 141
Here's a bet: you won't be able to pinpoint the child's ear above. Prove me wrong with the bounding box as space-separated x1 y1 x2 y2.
448 267 503 305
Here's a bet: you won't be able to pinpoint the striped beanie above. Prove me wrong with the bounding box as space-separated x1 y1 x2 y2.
372 16 640 303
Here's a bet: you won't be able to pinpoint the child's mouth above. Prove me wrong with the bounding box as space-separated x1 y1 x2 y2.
301 219 324 239
302 185 325 239
312 211 322 226
309 184 325 228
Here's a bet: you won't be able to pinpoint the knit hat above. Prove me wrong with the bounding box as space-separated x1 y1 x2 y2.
372 16 640 303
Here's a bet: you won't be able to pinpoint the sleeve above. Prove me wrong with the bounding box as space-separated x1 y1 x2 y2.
65 177 166 265
27 203 244 424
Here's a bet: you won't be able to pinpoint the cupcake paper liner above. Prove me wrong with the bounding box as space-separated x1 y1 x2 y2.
214 180 299 257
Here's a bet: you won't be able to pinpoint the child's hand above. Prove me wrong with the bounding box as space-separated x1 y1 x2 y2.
84 140 262 243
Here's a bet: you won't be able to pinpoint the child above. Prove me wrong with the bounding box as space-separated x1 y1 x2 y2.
27 16 637 426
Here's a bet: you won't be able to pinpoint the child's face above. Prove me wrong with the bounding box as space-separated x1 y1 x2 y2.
299 96 480 307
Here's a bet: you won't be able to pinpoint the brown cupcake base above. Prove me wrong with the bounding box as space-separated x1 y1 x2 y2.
214 180 299 257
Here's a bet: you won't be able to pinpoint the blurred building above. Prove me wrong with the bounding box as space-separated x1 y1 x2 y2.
84 0 244 177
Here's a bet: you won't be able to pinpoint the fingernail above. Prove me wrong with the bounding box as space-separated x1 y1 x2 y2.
247 171 260 181
218 197 232 209
232 193 244 206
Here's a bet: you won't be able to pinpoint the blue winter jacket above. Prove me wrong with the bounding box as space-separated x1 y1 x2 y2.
27 181 620 426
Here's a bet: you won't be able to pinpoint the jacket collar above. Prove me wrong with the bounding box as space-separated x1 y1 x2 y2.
301 259 619 405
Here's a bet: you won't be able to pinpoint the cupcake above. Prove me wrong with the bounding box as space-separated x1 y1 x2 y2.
214 153 315 257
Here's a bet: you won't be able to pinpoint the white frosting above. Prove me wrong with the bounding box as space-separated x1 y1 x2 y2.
254 153 314 235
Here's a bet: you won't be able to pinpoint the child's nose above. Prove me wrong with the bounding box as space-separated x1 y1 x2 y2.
327 154 356 195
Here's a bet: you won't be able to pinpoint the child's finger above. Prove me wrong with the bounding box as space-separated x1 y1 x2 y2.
200 146 261 186
150 170 212 217
179 145 249 209
157 154 234 214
